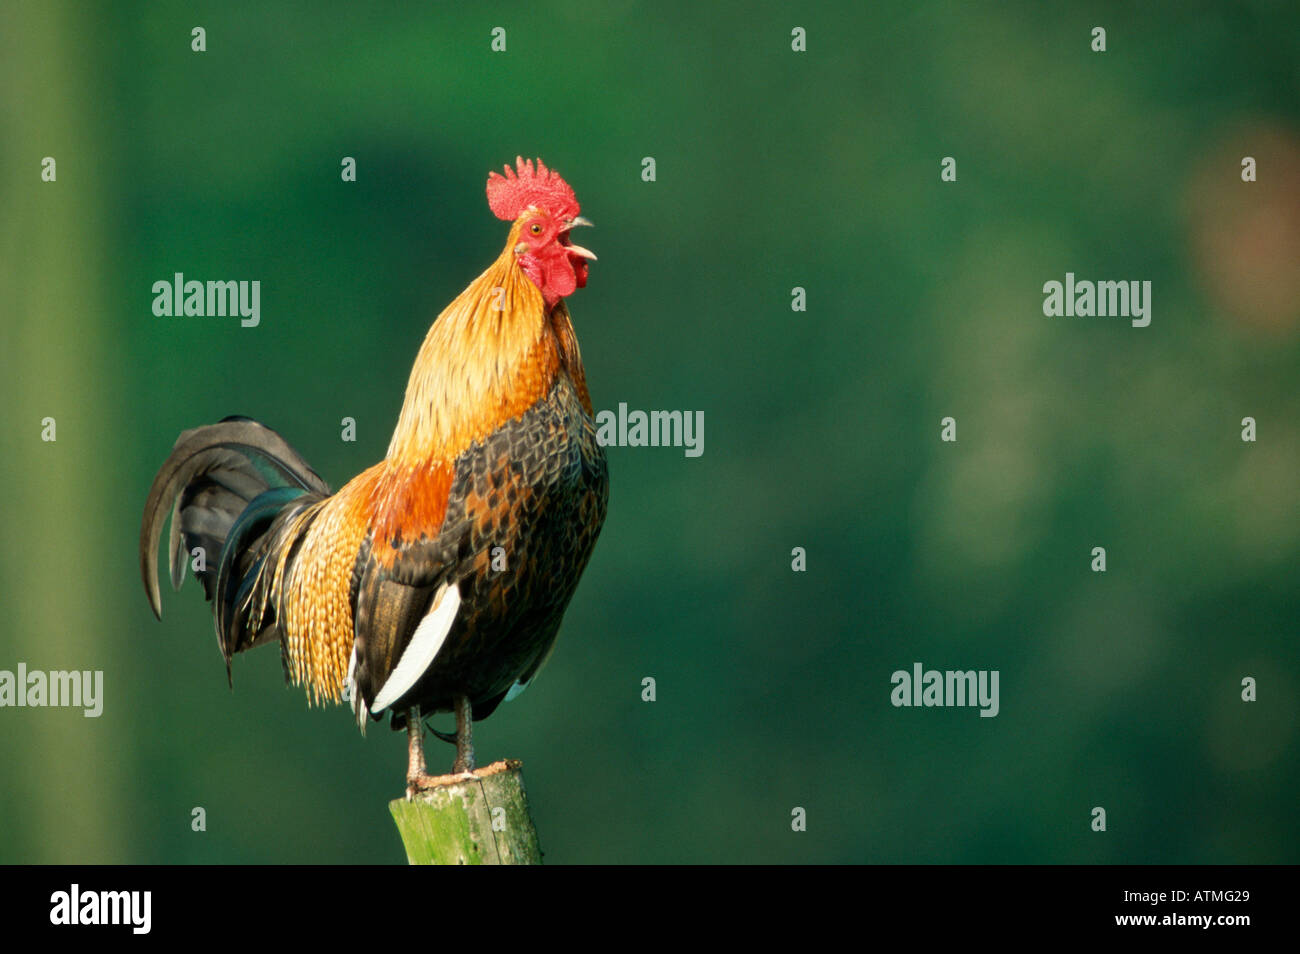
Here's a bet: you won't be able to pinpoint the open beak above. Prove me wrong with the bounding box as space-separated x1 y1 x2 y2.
563 217 597 260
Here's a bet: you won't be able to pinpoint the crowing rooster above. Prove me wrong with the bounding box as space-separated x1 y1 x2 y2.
139 158 608 794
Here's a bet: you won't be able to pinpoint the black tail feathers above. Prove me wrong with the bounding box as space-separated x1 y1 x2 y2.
139 417 330 664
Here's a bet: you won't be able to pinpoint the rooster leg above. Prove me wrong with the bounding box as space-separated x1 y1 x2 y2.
405 701 476 795
452 694 475 773
405 706 429 795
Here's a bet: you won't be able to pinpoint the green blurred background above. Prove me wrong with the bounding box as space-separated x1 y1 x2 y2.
2 1 1297 864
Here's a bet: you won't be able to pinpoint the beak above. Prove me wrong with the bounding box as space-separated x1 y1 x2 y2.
563 216 597 260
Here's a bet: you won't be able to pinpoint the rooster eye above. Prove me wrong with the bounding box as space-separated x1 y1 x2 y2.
529 223 542 236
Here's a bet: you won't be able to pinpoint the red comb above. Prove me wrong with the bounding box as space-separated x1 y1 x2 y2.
486 156 580 222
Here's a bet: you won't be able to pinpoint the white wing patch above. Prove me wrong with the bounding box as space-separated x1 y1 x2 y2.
370 582 461 714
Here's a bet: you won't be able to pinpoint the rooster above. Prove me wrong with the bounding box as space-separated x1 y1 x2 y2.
139 157 608 794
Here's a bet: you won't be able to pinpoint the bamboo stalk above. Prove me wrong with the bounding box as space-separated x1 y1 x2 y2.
389 759 543 864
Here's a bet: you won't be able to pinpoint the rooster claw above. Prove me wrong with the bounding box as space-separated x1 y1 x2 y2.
428 726 458 745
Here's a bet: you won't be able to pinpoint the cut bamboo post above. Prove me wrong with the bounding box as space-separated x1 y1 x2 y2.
388 759 543 865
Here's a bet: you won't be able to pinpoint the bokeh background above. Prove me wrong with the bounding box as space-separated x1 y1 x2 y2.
2 1 1296 864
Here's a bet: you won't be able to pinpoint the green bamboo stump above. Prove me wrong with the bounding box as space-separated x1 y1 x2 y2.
389 759 543 865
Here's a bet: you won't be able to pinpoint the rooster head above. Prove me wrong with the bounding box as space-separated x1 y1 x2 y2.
487 157 595 309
